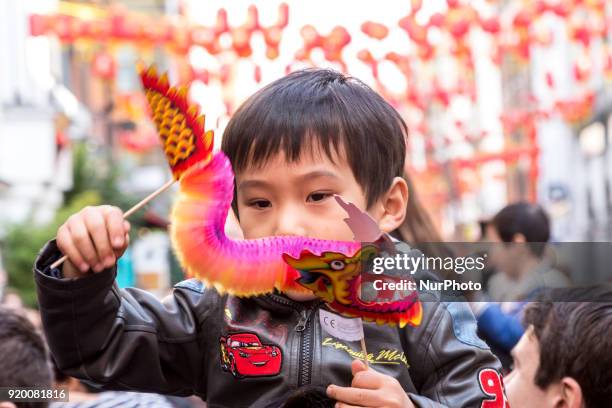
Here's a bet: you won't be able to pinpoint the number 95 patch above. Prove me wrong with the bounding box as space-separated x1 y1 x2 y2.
478 368 510 408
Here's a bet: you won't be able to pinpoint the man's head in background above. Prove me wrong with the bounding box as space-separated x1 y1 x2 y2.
0 307 53 408
487 202 550 278
505 287 612 408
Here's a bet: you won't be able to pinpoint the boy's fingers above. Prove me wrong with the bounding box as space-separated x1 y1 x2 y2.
335 404 363 408
351 359 368 376
67 216 100 269
113 233 130 258
57 225 88 272
82 208 114 269
102 206 126 249
326 385 379 406
351 370 384 390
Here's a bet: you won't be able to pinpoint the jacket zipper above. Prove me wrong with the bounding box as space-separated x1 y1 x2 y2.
265 293 321 386
295 307 316 386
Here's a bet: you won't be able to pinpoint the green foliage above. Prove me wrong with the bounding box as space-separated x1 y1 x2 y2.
65 142 137 209
2 142 139 307
3 191 102 307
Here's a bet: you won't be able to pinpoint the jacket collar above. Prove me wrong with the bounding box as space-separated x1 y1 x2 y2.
252 290 323 315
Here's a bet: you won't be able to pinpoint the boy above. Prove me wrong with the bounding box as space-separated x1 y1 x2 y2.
505 287 612 407
34 69 502 407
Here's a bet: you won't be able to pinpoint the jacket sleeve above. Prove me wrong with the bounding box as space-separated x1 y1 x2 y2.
476 303 525 353
403 292 506 408
34 240 218 397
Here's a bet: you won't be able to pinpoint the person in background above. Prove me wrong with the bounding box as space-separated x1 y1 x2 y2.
505 286 612 407
473 202 570 368
0 307 53 408
50 360 179 408
486 202 569 302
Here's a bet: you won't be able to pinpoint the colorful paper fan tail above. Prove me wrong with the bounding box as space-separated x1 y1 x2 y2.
139 65 214 180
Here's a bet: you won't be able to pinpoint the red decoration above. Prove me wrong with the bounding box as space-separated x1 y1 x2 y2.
361 21 389 40
480 16 500 34
30 0 608 225
545 72 555 88
91 52 116 80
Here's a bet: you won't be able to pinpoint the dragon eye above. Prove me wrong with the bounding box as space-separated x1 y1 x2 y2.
329 260 345 270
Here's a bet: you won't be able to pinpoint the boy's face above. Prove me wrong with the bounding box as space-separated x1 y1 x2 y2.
505 326 584 408
236 148 373 242
233 145 407 301
505 327 550 407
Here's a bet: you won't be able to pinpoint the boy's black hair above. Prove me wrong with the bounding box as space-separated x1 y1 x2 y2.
523 286 612 408
491 202 550 257
0 307 53 408
221 68 407 213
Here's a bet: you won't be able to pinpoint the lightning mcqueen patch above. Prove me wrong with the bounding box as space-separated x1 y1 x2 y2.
219 332 282 379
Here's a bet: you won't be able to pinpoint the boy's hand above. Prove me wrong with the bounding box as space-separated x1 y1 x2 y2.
327 360 415 408
56 205 130 279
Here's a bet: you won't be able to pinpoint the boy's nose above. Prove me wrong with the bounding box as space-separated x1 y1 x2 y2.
273 208 307 237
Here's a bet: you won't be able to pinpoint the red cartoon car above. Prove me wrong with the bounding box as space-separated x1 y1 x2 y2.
219 333 282 378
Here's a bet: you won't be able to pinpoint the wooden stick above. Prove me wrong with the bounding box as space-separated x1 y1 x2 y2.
360 336 369 368
49 179 176 270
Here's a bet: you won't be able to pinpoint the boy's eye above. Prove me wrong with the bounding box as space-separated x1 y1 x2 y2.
248 199 271 209
307 192 332 202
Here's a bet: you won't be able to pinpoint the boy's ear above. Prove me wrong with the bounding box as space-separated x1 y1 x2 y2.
547 377 584 408
376 176 409 234
556 377 584 408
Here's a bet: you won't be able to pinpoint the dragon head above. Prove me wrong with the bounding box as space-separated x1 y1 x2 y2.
282 246 378 304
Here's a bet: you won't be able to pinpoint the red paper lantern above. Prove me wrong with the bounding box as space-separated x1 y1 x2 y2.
361 21 389 40
300 25 321 49
215 8 229 35
191 26 216 51
266 46 280 60
357 49 375 64
54 15 76 42
428 13 445 28
326 26 351 51
246 5 259 31
91 52 116 80
449 18 471 39
277 3 289 28
399 16 427 45
232 26 252 57
29 14 49 36
447 0 460 9
480 16 500 34
263 26 282 47
572 25 592 48
513 9 531 29
551 3 570 18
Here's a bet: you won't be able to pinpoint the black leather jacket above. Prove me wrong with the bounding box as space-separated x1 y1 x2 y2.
34 240 503 407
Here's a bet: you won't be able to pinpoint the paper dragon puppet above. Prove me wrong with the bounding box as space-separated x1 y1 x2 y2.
140 65 422 328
